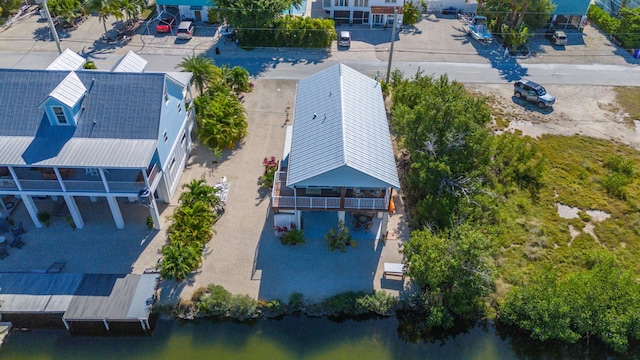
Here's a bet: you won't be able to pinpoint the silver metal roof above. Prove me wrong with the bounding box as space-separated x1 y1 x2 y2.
287 64 400 189
111 51 148 73
166 71 192 87
45 48 85 71
0 136 157 168
46 71 86 108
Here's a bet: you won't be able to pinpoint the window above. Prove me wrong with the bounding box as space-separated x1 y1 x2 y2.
163 86 169 103
52 106 67 124
384 0 397 3
334 0 348 6
178 103 182 113
354 0 367 6
163 130 168 143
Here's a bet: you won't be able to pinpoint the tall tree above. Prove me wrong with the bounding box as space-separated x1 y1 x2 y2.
403 224 495 328
194 88 247 154
391 70 493 230
176 55 217 95
212 0 290 29
88 0 120 40
179 178 220 209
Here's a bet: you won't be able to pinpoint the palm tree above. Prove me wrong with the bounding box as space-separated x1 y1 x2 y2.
88 0 119 40
168 201 216 246
159 242 201 281
288 0 303 15
180 178 220 209
194 89 247 153
176 55 217 95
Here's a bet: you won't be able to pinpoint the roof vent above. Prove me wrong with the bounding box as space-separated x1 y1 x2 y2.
312 113 317 119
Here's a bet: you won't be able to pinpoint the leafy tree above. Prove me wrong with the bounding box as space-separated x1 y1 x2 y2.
47 0 82 25
403 2 420 25
194 88 247 153
168 201 216 246
287 0 303 15
490 132 546 194
391 70 493 230
176 55 217 95
159 241 201 281
218 65 252 94
212 0 289 29
403 224 495 328
179 178 220 209
618 7 640 49
499 251 640 353
0 0 21 17
88 0 120 40
482 0 554 44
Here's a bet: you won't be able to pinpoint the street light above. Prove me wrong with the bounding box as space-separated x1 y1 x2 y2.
42 0 62 54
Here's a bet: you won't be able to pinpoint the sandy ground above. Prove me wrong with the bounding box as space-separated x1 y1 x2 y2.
468 84 640 148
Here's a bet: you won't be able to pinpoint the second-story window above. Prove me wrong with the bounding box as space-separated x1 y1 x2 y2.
52 106 67 124
178 103 182 113
334 0 348 6
354 0 368 6
163 130 168 143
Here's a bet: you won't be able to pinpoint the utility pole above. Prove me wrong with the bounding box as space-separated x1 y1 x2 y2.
43 0 62 54
385 7 399 84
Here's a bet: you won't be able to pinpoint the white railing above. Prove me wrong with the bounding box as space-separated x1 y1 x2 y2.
273 196 387 210
107 181 147 193
64 180 106 192
19 179 62 191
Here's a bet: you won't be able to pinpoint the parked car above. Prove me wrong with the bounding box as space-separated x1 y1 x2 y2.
552 31 568 45
155 18 175 33
176 21 194 40
513 80 555 108
338 31 351 47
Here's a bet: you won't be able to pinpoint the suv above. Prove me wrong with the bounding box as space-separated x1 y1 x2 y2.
176 21 194 40
338 31 351 47
513 80 555 108
548 30 568 45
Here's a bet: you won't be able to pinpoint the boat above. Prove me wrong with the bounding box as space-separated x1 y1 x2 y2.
467 16 492 44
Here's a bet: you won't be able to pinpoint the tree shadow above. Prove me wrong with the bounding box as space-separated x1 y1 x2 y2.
33 26 71 41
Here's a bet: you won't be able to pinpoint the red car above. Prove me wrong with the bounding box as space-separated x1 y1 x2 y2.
156 18 176 33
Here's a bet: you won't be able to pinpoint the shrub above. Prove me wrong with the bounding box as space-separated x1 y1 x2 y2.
240 16 336 48
288 292 305 312
604 155 634 175
281 228 305 245
83 61 97 69
325 221 352 252
323 291 368 315
37 211 51 226
258 156 278 189
588 6 621 38
357 291 398 315
601 173 632 200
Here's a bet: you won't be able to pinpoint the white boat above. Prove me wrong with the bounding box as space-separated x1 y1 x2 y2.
467 16 492 44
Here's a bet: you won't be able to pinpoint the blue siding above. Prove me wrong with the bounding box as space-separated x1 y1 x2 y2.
156 78 188 169
553 0 591 15
42 98 76 127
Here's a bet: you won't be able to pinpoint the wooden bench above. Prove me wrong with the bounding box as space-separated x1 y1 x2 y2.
383 262 406 279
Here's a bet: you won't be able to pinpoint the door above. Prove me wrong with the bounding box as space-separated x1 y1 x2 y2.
194 11 201 22
373 14 384 25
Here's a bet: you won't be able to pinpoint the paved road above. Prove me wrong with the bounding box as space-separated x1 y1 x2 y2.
2 12 640 86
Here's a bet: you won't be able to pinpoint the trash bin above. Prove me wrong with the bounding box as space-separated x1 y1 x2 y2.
633 49 640 59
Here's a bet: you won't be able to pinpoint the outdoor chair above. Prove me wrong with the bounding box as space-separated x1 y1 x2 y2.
10 221 25 236
10 234 25 249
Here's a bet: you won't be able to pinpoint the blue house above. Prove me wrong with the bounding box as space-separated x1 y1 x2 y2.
155 0 213 23
0 50 194 230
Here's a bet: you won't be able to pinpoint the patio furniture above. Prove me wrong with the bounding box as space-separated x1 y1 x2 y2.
383 262 406 279
10 221 25 236
10 234 25 249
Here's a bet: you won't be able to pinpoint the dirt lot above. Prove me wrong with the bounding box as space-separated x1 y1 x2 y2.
467 84 640 148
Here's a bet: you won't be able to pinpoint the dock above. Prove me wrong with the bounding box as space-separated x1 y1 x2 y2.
0 273 158 334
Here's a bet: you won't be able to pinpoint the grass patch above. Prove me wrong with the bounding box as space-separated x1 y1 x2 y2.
493 135 640 287
614 86 640 124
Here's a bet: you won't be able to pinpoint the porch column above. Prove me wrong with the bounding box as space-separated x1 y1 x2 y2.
21 194 42 228
63 195 84 229
295 210 302 229
379 212 389 241
149 196 162 230
337 211 345 223
107 196 125 229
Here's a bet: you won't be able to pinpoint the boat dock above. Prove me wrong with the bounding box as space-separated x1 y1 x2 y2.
0 273 158 334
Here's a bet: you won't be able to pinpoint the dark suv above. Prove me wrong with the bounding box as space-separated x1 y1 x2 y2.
513 80 555 108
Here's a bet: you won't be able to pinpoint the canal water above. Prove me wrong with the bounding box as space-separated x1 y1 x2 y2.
0 316 636 359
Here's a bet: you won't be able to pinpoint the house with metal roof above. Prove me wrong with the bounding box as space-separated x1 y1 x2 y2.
272 63 400 239
0 50 194 230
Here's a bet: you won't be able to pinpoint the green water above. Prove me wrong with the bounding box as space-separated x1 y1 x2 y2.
0 317 634 359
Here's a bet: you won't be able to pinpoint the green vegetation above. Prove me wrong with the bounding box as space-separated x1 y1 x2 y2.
281 228 305 245
325 221 354 252
193 284 259 320
482 0 555 48
614 86 640 123
0 0 21 17
159 179 220 281
83 61 97 69
321 291 398 316
403 2 420 25
258 156 278 189
241 16 336 48
177 55 250 155
390 71 640 352
588 6 640 49
37 211 51 227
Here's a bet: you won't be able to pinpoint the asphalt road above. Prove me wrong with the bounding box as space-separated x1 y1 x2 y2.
2 49 639 86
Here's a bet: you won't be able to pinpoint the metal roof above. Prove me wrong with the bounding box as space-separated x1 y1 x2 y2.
0 69 171 168
286 64 400 189
111 51 148 73
46 71 87 108
166 71 192 87
553 0 591 15
45 48 85 71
